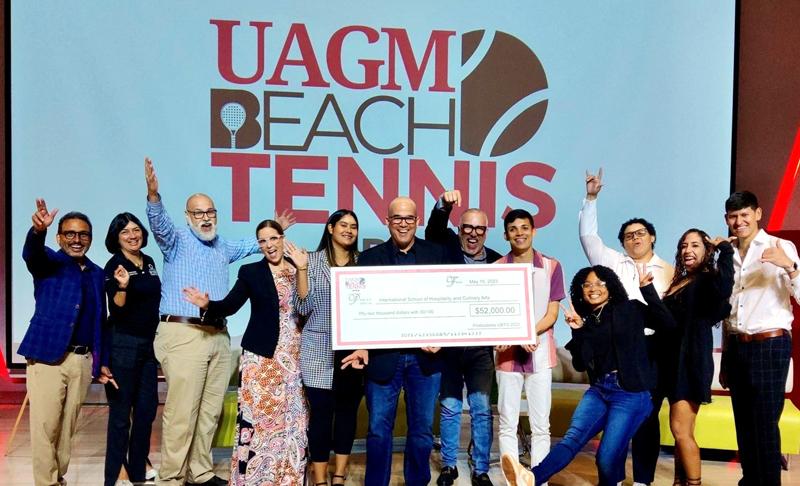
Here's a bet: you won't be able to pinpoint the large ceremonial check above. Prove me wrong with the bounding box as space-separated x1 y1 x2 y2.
331 264 535 349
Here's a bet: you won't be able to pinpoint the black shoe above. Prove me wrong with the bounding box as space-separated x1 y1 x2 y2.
186 476 228 486
472 472 494 486
437 466 459 486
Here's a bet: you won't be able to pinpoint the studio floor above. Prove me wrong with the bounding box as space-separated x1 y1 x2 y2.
0 400 796 485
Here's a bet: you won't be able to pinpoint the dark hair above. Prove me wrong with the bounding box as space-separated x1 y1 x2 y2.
503 209 535 232
666 228 716 294
569 265 629 317
617 218 656 248
725 191 759 213
256 219 284 236
58 211 92 234
105 212 149 253
316 209 359 267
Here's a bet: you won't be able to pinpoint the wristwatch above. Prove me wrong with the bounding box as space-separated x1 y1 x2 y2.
789 261 799 273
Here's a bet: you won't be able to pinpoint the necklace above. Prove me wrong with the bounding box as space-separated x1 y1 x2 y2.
124 252 143 269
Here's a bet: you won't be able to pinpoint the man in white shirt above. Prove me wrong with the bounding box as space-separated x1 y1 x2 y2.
578 169 674 486
721 191 800 486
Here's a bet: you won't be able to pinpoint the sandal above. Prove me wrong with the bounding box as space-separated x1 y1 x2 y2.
332 474 346 485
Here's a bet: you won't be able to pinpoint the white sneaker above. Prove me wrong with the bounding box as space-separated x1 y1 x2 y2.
633 483 650 486
146 468 157 481
114 480 134 486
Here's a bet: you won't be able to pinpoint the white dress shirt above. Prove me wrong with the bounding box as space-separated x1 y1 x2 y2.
725 229 800 335
578 198 674 302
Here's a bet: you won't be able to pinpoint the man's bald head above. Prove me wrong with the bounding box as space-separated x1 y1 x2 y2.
185 193 218 242
386 197 418 251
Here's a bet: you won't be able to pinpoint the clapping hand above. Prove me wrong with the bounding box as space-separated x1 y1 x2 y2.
585 168 604 200
183 287 210 310
440 190 462 208
559 301 584 329
31 198 58 233
636 263 654 288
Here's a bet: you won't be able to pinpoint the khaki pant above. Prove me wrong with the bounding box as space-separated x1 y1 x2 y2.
154 321 231 485
27 352 93 486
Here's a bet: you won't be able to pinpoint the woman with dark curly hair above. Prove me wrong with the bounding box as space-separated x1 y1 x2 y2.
501 265 676 486
661 229 734 486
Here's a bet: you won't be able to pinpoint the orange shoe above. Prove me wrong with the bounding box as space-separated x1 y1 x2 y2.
500 454 535 486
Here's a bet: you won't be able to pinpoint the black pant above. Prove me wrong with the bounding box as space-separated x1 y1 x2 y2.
439 347 494 399
306 361 365 462
728 334 791 486
630 389 667 484
103 332 159 486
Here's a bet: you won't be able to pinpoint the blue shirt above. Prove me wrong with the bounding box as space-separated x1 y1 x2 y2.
146 199 260 316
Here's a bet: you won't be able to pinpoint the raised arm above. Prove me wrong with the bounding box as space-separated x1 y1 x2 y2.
707 237 735 301
578 169 623 266
23 199 60 277
144 158 179 259
424 190 460 244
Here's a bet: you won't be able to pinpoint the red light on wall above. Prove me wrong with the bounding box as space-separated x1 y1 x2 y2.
767 126 800 231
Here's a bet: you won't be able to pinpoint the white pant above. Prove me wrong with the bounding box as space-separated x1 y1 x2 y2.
496 369 552 467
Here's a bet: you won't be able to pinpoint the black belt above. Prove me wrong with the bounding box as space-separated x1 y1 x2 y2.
160 314 227 329
160 314 203 325
66 344 91 355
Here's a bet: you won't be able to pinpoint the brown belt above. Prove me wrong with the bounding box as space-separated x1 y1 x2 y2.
160 314 203 325
735 329 789 343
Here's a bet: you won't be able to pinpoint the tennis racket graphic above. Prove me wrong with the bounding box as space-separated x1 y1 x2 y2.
220 102 246 148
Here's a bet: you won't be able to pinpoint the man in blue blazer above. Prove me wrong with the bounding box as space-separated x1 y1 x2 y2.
19 199 113 486
357 196 454 486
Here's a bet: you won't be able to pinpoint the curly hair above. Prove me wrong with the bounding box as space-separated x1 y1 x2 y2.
569 265 629 317
666 228 717 294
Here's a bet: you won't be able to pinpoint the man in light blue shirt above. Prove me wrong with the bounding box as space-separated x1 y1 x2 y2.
145 157 259 486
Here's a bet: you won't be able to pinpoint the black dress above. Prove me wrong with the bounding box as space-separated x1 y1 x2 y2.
661 241 734 404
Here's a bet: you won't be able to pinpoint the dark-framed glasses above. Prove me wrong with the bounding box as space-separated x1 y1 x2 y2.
389 215 416 226
61 231 92 241
460 224 487 236
623 228 649 241
187 209 218 219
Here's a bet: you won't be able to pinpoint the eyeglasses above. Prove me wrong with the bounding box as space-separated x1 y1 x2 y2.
60 231 92 241
581 281 607 290
623 228 649 241
257 235 283 246
460 224 487 236
388 215 416 226
187 209 218 220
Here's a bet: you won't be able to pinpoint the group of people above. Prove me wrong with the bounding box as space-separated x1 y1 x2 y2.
19 159 799 486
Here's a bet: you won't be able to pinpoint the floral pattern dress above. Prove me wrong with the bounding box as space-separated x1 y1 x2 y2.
230 267 308 486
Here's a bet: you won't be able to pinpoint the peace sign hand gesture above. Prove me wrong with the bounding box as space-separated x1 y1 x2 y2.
637 263 654 288
559 301 584 329
31 198 59 233
585 168 604 200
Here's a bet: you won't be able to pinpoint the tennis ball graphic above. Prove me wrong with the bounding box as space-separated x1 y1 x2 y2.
460 30 548 157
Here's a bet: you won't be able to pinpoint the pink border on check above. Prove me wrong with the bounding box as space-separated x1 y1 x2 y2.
333 265 534 347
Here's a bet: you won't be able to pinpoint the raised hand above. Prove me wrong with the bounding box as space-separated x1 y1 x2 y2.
761 239 796 271
440 189 462 208
183 286 210 309
559 301 584 329
31 198 59 233
113 265 130 289
637 262 654 287
144 157 159 202
275 209 296 231
341 349 369 369
585 167 604 200
284 241 308 269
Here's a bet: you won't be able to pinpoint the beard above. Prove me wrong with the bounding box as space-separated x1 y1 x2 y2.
185 216 217 242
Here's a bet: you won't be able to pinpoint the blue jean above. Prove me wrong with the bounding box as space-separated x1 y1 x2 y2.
365 353 442 486
439 347 493 474
103 332 158 486
532 372 652 486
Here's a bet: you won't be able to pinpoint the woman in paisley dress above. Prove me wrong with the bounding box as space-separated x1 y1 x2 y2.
184 219 308 485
